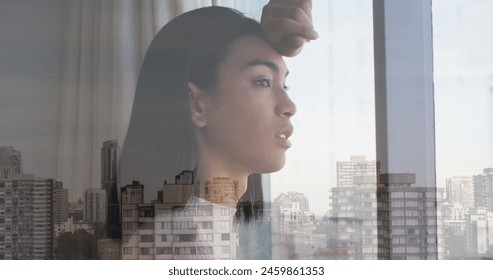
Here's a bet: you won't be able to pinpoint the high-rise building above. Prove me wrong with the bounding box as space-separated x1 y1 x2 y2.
101 140 121 238
121 172 238 260
0 146 22 179
0 174 55 259
446 176 474 209
83 188 106 224
465 209 493 257
473 168 493 211
274 192 315 259
336 156 378 188
377 174 444 260
101 140 120 188
330 156 443 260
328 175 378 260
328 156 379 259
51 179 68 225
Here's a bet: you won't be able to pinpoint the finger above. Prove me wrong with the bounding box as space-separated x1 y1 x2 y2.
268 0 312 15
272 17 318 41
263 2 312 23
278 35 306 57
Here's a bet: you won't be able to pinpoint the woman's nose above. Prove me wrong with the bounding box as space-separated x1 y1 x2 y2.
275 90 297 118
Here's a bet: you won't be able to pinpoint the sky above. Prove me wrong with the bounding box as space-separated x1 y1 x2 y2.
1 0 492 216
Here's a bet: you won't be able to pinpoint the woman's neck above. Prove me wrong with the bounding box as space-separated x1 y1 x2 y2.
196 160 248 208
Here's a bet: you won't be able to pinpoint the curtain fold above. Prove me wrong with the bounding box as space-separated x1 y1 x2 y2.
58 0 215 200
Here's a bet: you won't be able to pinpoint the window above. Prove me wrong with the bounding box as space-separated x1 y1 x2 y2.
140 248 154 255
138 222 154 230
406 219 419 226
123 222 133 230
221 233 230 241
405 201 418 208
198 234 213 242
123 209 132 218
392 247 405 254
221 246 230 254
405 192 418 198
156 247 172 255
139 235 154 243
156 209 172 216
220 208 229 216
123 247 132 255
196 205 213 216
197 246 213 255
159 222 169 229
390 192 404 199
391 210 404 217
172 221 196 230
391 220 404 226
407 247 419 253
176 234 197 242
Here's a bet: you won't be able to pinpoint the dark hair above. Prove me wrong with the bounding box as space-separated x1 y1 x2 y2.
121 6 265 222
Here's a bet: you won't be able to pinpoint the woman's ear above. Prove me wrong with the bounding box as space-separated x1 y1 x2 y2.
188 82 207 128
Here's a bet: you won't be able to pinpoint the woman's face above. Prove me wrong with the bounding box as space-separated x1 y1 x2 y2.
197 35 296 176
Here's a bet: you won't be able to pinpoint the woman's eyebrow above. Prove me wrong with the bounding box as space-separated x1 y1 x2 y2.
244 59 289 77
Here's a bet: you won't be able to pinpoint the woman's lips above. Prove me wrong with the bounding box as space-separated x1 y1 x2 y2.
274 125 293 148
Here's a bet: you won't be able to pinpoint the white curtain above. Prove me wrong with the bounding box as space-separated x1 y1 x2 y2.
57 0 224 201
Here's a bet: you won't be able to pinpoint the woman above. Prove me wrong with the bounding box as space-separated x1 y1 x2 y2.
121 4 315 259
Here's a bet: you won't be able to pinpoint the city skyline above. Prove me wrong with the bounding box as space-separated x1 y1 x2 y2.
4 143 493 210
2 143 493 259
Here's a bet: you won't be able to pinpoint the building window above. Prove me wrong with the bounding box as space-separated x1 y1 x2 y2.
221 246 230 254
405 201 419 207
156 209 172 216
197 206 213 216
220 208 229 216
138 222 154 230
161 234 168 242
140 247 154 255
221 233 230 241
200 221 213 229
161 222 172 229
174 234 197 242
123 247 132 255
391 220 404 226
123 222 133 230
198 234 213 242
392 247 406 254
123 235 131 243
406 219 419 226
140 235 154 243
123 210 132 218
156 247 172 255
197 246 213 255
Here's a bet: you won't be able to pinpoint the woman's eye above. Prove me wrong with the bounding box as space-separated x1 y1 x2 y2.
254 79 271 87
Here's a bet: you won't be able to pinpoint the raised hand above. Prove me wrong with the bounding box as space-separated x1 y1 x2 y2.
260 0 319 57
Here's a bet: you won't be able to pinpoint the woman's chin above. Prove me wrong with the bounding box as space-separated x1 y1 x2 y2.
254 158 286 174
